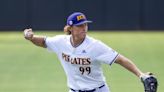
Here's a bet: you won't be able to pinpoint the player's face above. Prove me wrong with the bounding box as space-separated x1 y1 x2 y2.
71 23 88 39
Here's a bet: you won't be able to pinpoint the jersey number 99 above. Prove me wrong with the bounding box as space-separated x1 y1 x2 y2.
79 66 91 75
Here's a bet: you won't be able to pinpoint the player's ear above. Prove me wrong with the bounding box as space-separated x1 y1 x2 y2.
70 27 73 31
64 25 73 35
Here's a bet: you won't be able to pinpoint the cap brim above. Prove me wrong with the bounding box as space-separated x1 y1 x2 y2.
74 20 92 26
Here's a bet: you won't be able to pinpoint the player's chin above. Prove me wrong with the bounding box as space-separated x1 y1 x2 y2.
80 32 86 38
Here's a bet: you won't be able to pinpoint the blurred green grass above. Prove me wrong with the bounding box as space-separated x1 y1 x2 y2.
0 31 164 92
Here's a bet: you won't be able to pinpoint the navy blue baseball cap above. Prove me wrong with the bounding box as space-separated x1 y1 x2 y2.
67 12 92 26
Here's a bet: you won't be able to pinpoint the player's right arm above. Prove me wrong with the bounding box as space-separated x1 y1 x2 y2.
24 28 46 48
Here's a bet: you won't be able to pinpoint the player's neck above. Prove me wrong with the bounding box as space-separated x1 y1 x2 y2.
70 36 85 48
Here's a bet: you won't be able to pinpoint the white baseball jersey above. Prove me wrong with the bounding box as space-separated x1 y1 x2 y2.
45 35 119 90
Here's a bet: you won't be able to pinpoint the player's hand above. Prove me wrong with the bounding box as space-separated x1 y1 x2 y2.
24 28 34 40
140 72 152 80
140 72 158 92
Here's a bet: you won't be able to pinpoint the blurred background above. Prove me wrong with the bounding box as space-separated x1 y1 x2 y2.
0 0 164 92
0 0 164 30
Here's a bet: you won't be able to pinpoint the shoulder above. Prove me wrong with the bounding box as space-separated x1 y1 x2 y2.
49 35 69 39
85 35 98 43
86 36 105 46
87 36 113 51
46 35 70 41
45 35 70 50
85 36 108 50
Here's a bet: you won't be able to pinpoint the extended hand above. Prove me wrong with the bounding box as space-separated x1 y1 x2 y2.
24 28 34 40
140 72 158 92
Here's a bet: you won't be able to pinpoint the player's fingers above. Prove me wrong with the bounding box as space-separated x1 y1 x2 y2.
24 28 34 40
28 28 33 32
24 28 34 35
145 72 153 75
24 29 32 33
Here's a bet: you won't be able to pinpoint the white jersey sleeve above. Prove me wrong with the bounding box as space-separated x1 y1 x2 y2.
95 41 119 65
45 35 63 54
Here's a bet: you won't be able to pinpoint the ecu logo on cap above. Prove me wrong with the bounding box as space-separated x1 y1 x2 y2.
77 15 85 21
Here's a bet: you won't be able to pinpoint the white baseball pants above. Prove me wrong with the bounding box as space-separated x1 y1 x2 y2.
69 84 110 92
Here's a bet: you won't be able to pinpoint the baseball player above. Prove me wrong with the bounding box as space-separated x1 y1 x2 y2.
24 12 158 92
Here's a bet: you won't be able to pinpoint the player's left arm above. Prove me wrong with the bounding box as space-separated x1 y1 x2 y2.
114 54 143 77
115 54 158 92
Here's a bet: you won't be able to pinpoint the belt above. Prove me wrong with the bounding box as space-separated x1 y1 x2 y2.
70 84 105 92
